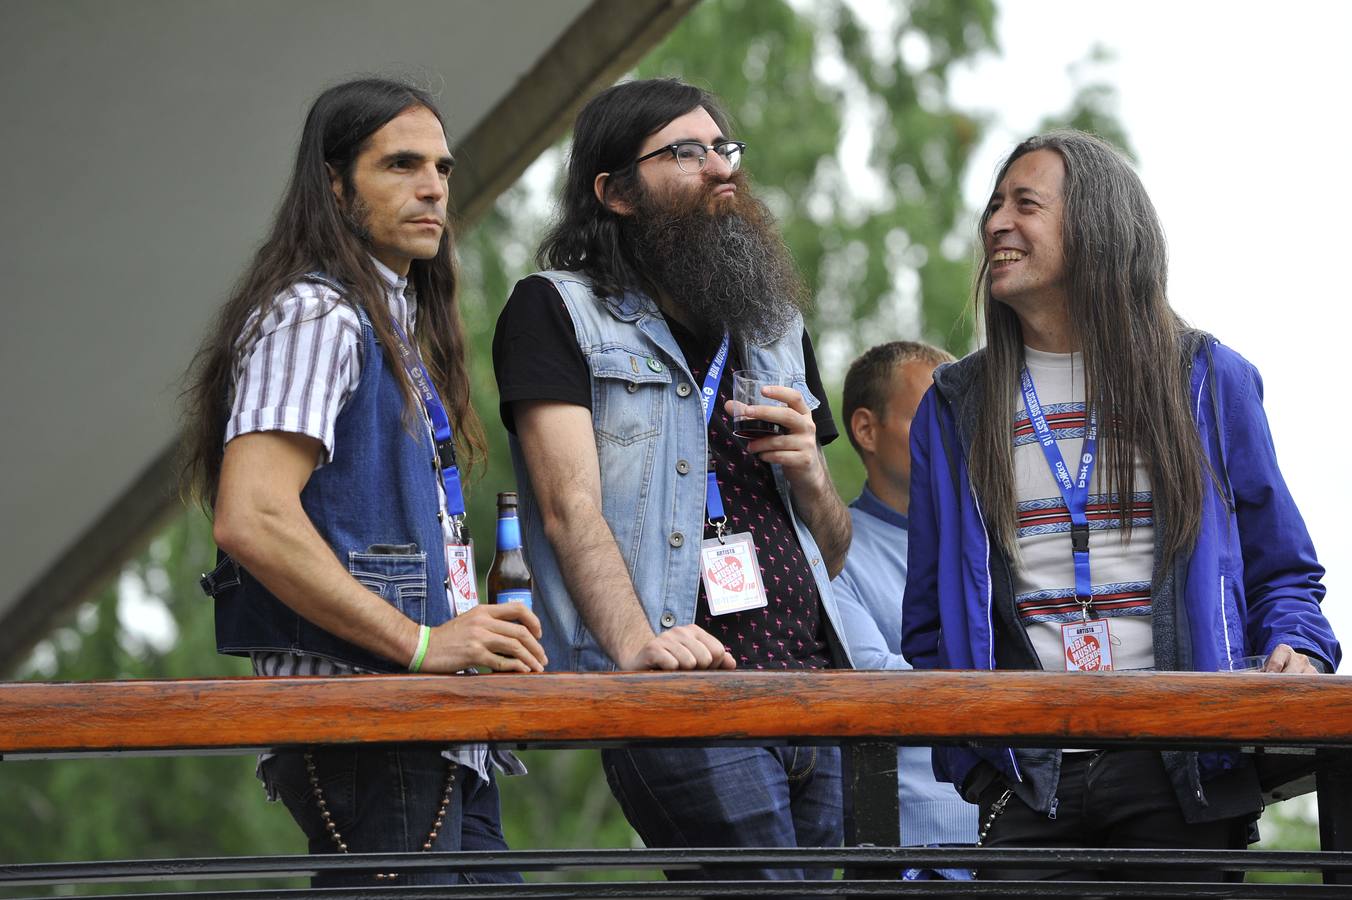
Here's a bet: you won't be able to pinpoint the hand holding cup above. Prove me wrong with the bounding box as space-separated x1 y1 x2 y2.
729 370 791 440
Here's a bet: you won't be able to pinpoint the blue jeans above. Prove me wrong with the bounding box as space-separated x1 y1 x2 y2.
261 745 521 887
602 745 842 882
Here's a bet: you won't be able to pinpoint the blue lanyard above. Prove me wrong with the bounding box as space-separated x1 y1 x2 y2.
1019 366 1098 603
389 320 467 523
701 333 732 532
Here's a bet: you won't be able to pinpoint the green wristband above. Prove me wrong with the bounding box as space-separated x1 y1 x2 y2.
409 624 431 672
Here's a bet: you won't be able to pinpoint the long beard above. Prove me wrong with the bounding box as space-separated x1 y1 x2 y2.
621 173 809 344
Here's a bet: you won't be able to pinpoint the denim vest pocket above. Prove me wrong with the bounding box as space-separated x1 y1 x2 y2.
589 346 670 445
348 549 428 625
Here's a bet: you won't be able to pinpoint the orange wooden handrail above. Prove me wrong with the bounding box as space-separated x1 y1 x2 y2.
1 670 1349 755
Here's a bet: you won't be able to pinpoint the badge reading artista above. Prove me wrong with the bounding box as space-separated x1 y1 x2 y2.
446 543 479 615
1061 619 1114 672
699 532 769 616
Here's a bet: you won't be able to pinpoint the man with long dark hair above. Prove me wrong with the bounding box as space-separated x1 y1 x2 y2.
183 78 544 885
492 78 854 883
901 131 1339 882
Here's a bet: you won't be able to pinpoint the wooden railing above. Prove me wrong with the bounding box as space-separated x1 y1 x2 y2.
3 670 1352 896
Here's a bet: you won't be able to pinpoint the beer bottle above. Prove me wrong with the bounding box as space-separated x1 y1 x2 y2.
487 491 532 610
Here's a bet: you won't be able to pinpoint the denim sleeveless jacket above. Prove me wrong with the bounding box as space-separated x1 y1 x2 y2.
509 269 854 672
203 285 451 673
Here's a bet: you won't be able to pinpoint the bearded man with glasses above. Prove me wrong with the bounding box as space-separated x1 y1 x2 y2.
493 78 855 885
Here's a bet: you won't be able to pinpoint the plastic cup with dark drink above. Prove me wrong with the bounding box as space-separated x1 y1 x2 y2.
731 370 792 441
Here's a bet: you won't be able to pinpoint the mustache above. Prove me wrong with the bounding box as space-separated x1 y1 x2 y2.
681 169 751 213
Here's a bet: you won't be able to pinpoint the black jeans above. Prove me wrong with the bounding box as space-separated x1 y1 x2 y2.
977 750 1244 882
262 745 521 887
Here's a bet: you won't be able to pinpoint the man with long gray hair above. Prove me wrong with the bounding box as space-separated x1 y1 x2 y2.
901 130 1339 883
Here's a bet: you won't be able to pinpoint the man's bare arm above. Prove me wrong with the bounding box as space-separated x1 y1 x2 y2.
789 445 852 578
213 431 547 673
514 401 734 671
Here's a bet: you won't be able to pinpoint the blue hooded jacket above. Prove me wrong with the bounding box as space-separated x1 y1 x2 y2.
901 333 1339 821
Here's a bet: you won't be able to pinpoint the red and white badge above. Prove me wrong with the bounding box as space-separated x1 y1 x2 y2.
699 532 768 616
1062 619 1114 671
446 543 479 615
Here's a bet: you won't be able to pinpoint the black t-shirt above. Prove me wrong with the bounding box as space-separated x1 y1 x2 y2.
493 275 837 669
493 276 837 440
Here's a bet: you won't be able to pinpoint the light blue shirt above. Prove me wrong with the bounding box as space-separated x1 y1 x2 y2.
833 484 978 848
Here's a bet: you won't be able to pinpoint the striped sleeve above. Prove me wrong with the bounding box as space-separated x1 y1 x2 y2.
224 282 363 466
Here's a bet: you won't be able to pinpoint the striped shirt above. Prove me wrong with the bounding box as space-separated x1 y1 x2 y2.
1012 347 1156 672
230 258 520 780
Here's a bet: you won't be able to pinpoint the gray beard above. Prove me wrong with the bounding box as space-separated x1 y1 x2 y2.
624 185 809 345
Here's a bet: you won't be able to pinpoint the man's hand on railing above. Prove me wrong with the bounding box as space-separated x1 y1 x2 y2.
1265 643 1323 674
619 624 737 672
428 603 548 673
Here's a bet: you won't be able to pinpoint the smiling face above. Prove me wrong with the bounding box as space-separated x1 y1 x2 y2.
332 105 453 276
983 148 1070 317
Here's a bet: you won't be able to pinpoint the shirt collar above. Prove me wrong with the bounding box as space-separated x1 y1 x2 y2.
853 482 908 529
370 256 408 294
369 256 416 329
1023 345 1082 369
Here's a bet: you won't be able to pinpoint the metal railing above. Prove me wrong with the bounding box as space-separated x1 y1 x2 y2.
2 669 1351 897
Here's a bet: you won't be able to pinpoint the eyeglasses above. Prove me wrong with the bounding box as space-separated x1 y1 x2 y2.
630 140 746 175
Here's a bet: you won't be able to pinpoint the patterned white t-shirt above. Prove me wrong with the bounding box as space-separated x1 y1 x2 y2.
1012 347 1156 671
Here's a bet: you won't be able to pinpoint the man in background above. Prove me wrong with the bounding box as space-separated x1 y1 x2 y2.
834 340 977 881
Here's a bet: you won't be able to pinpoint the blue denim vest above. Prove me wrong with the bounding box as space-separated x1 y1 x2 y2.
203 291 451 673
508 270 855 671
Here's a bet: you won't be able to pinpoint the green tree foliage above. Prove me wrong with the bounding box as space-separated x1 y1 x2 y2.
0 511 305 894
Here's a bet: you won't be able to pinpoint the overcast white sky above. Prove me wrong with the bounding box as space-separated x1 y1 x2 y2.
946 1 1352 658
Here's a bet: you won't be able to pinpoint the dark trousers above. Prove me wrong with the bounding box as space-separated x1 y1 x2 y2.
262 745 522 887
602 744 842 883
977 749 1245 882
